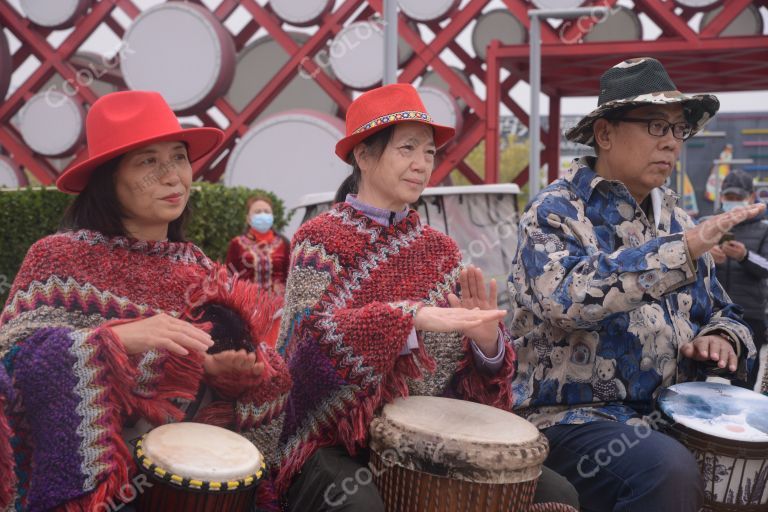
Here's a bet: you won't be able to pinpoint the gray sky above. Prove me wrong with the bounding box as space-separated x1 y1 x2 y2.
4 0 767 115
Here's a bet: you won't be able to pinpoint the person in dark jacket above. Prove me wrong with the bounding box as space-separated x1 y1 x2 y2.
710 169 768 390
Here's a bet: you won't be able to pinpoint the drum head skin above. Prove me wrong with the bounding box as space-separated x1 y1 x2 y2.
472 9 527 61
417 86 463 136
224 109 348 235
121 3 235 115
0 29 11 102
269 0 333 27
584 6 643 42
20 0 91 29
328 21 414 90
398 0 459 22
701 4 764 36
658 382 768 442
140 423 263 481
19 92 85 157
370 396 548 484
531 0 585 8
0 156 26 188
226 33 339 118
675 0 722 10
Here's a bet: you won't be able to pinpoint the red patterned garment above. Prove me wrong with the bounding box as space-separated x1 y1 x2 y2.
226 229 290 296
273 203 517 494
0 230 290 512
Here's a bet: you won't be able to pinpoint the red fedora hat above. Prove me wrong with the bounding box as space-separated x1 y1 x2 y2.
335 83 455 162
56 91 223 193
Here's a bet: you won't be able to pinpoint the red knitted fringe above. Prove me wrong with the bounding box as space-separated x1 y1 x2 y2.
194 401 233 429
0 397 14 510
61 328 138 512
183 265 281 380
275 345 436 495
455 335 517 410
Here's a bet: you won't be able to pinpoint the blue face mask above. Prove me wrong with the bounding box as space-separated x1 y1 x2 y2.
249 213 274 233
722 200 749 213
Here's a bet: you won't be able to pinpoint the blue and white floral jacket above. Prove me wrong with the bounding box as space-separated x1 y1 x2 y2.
508 159 755 428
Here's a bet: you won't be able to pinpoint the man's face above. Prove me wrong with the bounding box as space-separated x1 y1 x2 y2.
595 104 685 203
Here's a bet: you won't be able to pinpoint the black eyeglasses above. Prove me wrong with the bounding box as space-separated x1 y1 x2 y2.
619 117 693 140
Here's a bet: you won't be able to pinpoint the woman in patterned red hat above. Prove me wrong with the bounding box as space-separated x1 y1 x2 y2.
0 90 290 511
274 83 579 511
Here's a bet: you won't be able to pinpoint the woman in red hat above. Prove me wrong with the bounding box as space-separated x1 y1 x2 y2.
0 91 290 511
274 83 578 511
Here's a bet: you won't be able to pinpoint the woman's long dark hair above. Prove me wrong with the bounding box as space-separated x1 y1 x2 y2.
334 126 395 204
59 158 190 242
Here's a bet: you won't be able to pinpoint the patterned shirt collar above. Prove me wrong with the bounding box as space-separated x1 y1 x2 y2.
564 157 672 228
345 194 410 226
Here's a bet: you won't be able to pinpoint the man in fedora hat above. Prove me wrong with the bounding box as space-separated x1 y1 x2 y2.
508 57 763 511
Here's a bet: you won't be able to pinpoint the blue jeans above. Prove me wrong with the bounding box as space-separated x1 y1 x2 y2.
543 421 703 512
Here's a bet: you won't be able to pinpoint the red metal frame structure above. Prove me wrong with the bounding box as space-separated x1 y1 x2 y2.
485 0 768 187
1 0 767 189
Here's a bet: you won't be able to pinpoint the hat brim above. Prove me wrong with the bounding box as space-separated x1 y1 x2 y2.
56 127 223 194
721 187 751 198
335 118 455 162
564 91 720 146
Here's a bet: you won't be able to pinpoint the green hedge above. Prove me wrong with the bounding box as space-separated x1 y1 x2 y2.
0 183 286 305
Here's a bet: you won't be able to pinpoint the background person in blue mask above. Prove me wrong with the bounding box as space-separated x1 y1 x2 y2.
227 193 290 296
709 169 768 390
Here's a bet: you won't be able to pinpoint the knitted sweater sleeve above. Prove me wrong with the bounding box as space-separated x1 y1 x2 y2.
0 237 202 511
8 324 200 512
448 324 517 410
0 365 14 510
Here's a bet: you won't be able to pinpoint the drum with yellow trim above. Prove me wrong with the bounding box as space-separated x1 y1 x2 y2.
133 422 264 511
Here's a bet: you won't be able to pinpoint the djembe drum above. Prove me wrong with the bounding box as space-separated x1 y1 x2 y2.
657 382 768 511
369 396 573 512
133 422 265 511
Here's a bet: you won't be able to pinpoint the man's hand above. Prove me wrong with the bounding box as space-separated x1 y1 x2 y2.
721 240 748 262
685 204 764 260
709 245 727 265
680 335 738 372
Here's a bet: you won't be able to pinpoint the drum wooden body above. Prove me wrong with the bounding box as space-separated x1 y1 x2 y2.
657 382 768 511
369 396 548 512
133 422 264 512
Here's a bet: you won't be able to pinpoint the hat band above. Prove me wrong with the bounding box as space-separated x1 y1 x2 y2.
353 110 433 135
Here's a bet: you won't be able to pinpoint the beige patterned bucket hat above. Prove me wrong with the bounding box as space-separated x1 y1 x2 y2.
565 57 719 146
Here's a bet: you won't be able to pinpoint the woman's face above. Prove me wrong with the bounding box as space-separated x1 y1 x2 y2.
114 141 192 238
248 199 273 219
356 122 436 211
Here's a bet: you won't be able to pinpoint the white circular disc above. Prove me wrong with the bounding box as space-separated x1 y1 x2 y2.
269 0 332 26
418 86 462 136
224 110 348 223
675 0 722 10
0 156 23 188
472 10 527 61
398 0 458 22
329 22 385 89
0 29 10 101
701 4 763 36
531 0 585 9
584 6 642 42
142 423 263 480
19 92 84 157
121 3 235 114
226 33 339 119
420 66 472 110
20 0 90 28
43 51 122 100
